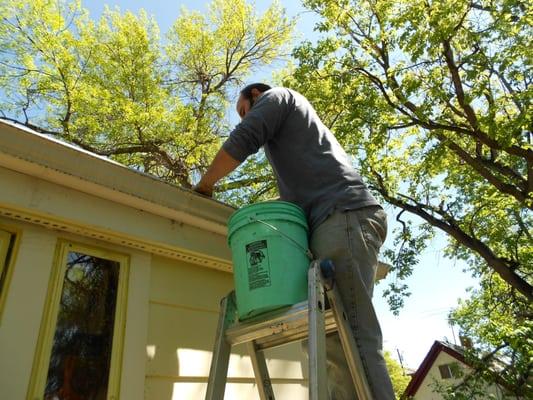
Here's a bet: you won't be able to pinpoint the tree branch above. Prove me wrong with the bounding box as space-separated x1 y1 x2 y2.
370 170 533 301
217 175 273 191
435 132 531 207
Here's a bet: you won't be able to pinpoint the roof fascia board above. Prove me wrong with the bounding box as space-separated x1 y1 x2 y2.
0 121 234 235
0 167 232 271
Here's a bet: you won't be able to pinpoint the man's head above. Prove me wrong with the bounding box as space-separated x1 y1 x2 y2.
236 83 271 119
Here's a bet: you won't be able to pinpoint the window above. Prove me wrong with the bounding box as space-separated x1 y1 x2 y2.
438 363 460 380
28 241 129 400
0 229 13 292
0 227 17 321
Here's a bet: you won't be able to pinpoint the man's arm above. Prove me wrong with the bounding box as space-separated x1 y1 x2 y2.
194 89 290 197
193 148 241 197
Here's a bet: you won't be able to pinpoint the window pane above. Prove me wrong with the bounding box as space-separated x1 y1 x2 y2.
438 364 452 379
44 251 120 400
0 229 13 297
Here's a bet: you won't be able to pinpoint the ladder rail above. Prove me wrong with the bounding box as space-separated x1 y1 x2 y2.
204 261 373 400
326 285 374 399
247 342 275 400
204 294 236 400
307 261 328 400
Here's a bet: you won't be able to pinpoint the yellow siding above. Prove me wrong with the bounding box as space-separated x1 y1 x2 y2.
0 218 153 400
0 222 57 400
120 251 152 400
0 222 309 400
146 255 309 399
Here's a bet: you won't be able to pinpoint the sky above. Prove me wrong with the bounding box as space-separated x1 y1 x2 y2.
81 0 479 370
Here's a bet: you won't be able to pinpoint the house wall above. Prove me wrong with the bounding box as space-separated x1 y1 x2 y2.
414 352 465 400
0 217 309 400
414 352 506 400
145 255 308 400
0 163 308 399
0 218 151 400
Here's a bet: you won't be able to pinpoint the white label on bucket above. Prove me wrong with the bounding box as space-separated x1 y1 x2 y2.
246 240 271 290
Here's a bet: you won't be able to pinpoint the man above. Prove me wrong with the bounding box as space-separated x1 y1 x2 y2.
194 83 395 399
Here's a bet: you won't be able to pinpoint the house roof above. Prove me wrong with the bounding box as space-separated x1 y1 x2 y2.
0 119 234 236
0 119 243 271
0 119 392 280
402 340 466 397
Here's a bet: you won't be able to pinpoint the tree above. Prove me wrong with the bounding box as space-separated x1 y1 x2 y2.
0 0 292 187
282 3 532 393
384 351 411 399
280 0 532 307
443 274 533 397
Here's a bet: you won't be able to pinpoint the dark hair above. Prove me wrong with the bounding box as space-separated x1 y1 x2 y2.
240 83 272 102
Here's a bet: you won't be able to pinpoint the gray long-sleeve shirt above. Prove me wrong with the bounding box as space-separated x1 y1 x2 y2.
222 87 380 231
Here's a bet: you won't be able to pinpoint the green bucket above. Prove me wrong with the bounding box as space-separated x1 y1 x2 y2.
227 201 311 320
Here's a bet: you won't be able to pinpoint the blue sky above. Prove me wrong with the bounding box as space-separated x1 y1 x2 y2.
84 0 319 38
82 0 478 370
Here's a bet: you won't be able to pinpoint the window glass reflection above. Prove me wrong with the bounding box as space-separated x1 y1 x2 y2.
44 251 120 400
0 229 14 303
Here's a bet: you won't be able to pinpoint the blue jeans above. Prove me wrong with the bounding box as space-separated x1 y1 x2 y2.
305 206 395 400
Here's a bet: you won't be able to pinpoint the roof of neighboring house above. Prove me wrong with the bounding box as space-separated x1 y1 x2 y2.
403 340 466 397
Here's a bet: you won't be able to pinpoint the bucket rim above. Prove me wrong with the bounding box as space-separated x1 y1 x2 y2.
227 200 309 245
227 201 308 240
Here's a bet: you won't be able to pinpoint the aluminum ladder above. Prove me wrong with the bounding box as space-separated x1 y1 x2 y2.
204 259 373 400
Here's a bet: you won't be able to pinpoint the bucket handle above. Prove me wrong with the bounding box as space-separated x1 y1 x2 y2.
248 216 314 260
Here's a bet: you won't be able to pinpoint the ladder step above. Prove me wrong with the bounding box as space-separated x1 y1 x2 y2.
225 300 337 350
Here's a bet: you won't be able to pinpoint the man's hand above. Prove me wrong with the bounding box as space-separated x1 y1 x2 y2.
193 148 242 199
193 182 214 197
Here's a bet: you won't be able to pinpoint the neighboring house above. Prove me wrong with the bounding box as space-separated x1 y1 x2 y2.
0 120 309 399
403 340 513 400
